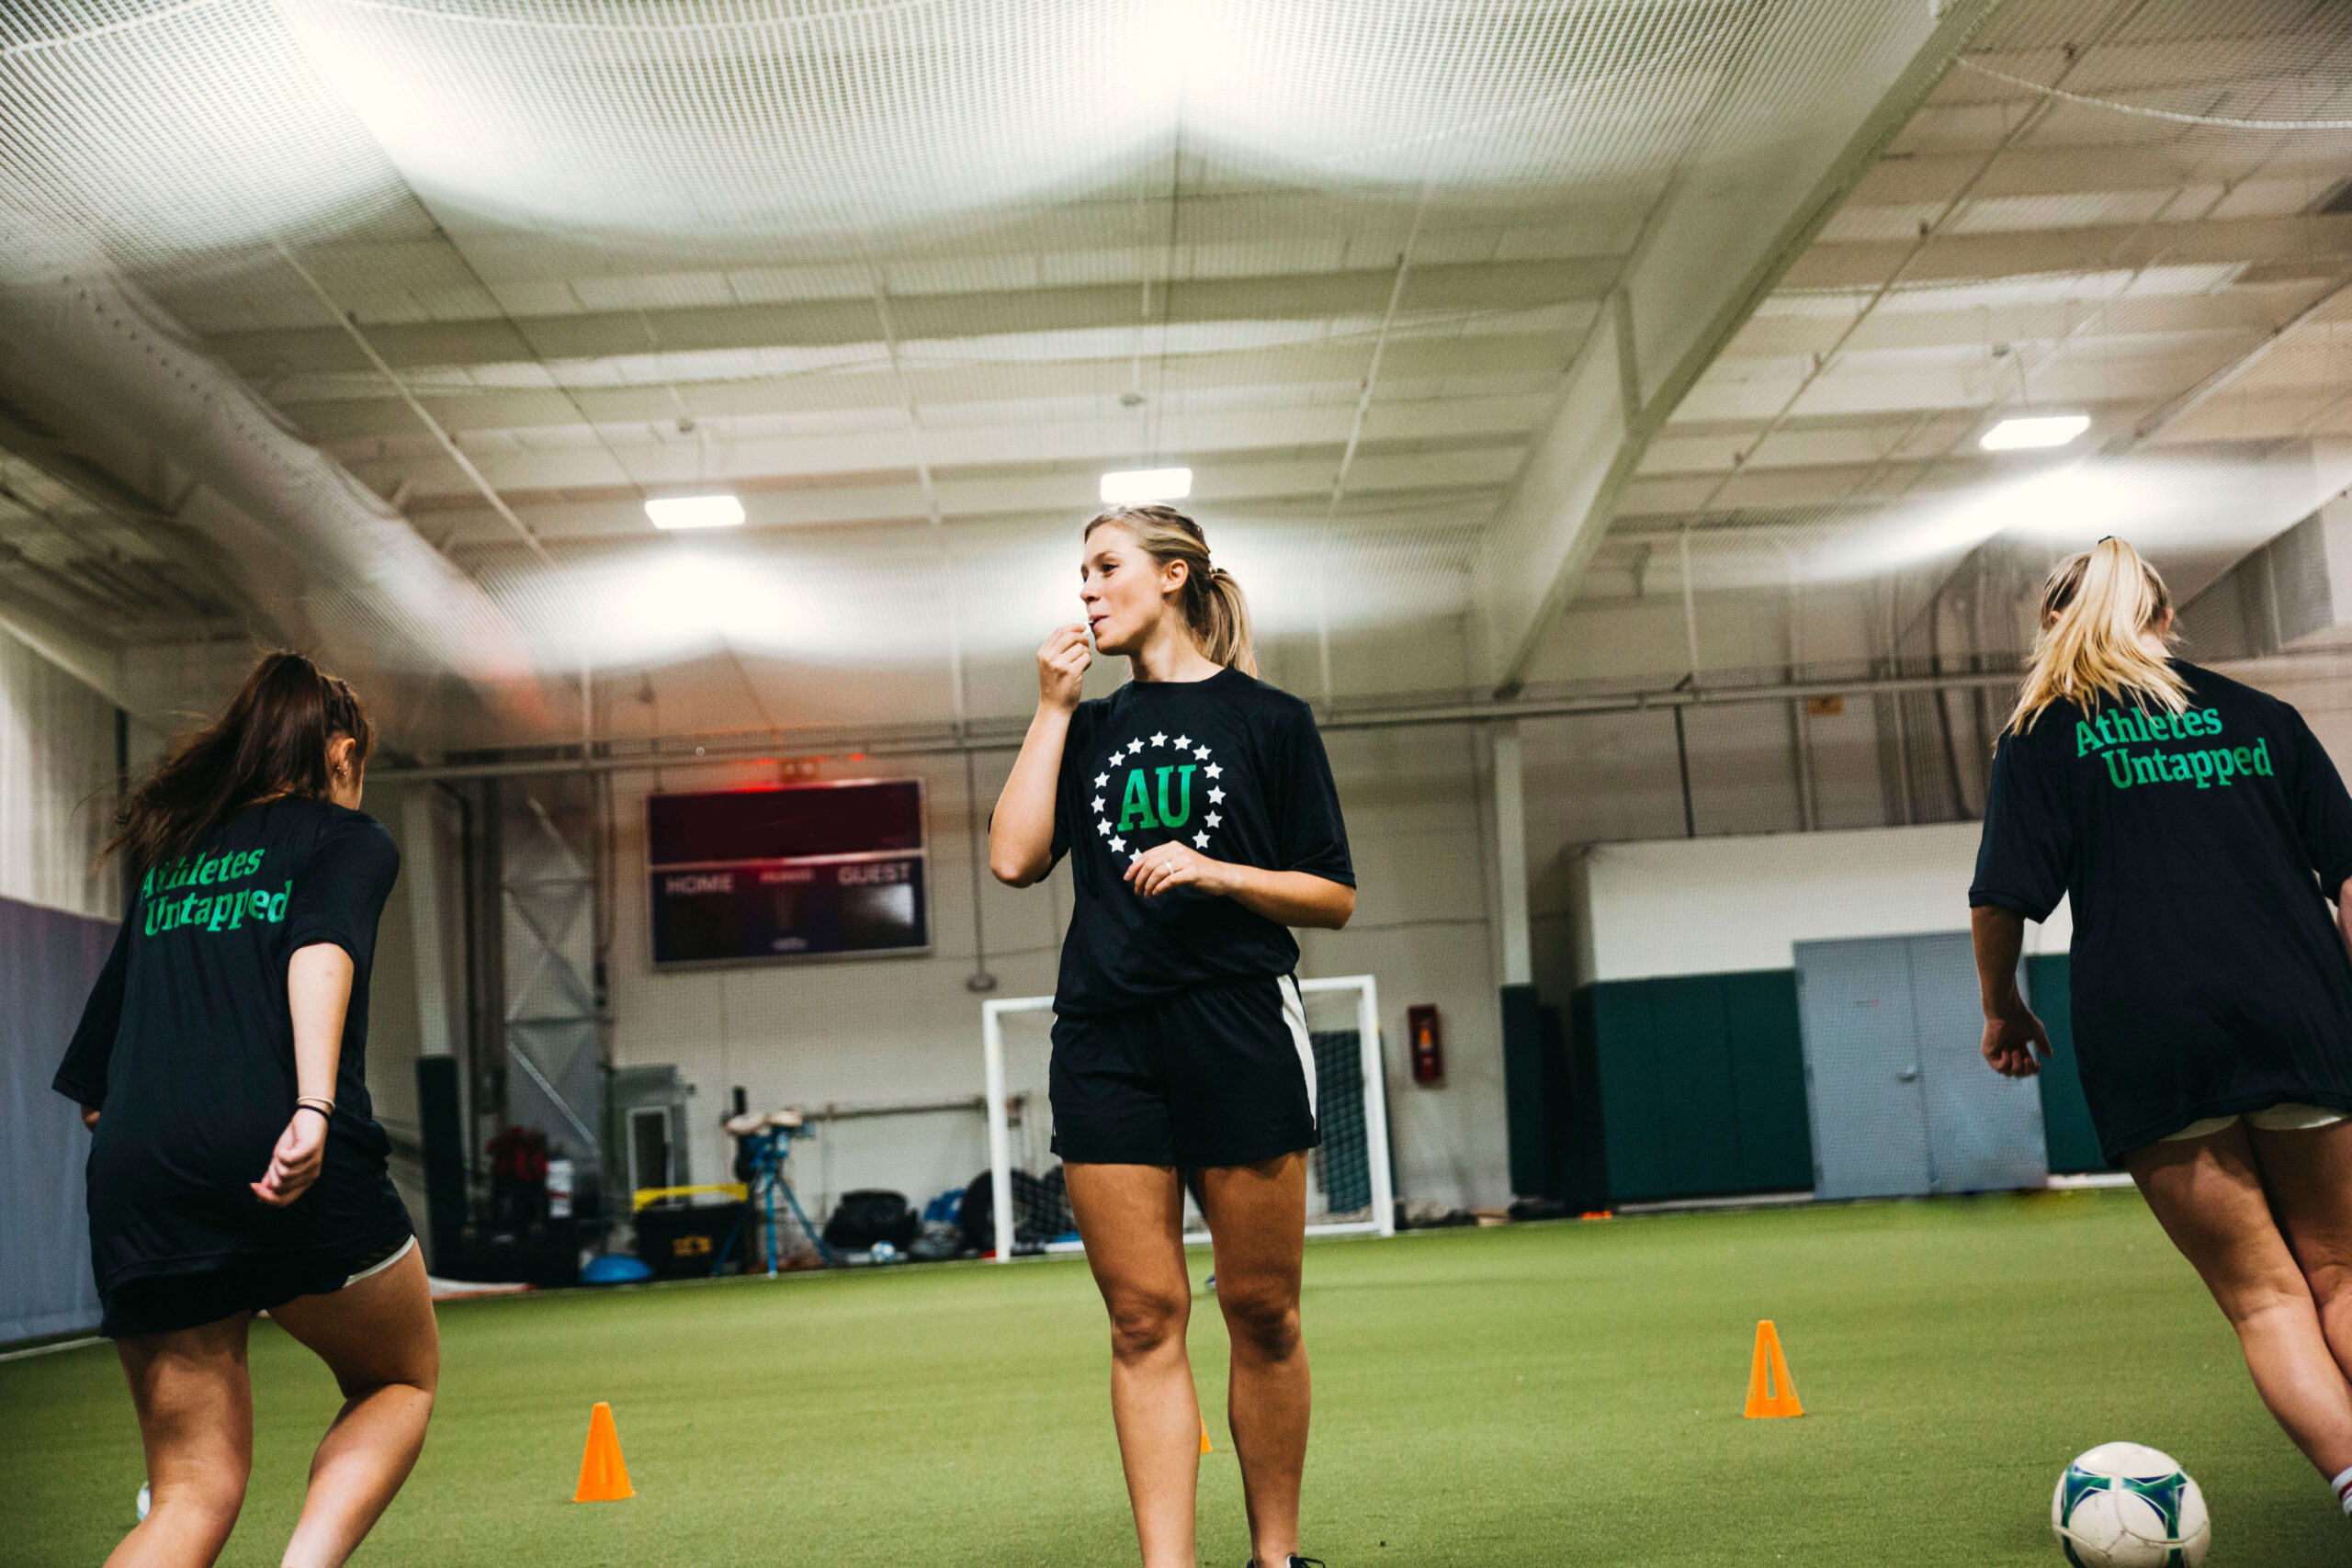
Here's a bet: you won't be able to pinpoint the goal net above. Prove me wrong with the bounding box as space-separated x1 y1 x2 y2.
979 975 1396 1259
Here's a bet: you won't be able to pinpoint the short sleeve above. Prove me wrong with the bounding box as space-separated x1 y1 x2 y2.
52 913 131 1108
2286 707 2352 899
1271 705 1354 886
286 815 401 966
1970 726 2070 922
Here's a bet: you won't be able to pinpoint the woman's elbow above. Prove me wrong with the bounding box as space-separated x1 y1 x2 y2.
989 851 1044 888
1317 887 1356 931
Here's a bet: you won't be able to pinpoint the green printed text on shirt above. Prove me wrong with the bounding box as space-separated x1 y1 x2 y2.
141 848 286 935
2076 707 2273 792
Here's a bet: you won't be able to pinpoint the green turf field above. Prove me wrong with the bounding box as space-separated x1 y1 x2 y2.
3 1188 2335 1566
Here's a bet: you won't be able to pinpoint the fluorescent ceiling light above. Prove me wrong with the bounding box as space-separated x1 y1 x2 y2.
1980 414 2091 451
645 493 745 530
1100 467 1193 504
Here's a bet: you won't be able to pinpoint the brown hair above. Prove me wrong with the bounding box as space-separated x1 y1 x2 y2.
106 650 375 873
1082 504 1256 674
2006 536 2189 734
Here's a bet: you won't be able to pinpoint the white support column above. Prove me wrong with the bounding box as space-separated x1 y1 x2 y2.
1492 722 1532 988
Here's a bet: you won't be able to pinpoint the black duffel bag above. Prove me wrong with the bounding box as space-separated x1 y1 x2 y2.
822 1189 920 1251
956 1165 1074 1251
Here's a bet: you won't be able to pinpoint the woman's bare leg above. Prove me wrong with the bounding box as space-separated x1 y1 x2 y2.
263 1244 439 1568
1065 1162 1199 1568
1197 1154 1309 1568
2128 1123 2352 1478
2251 1121 2352 1404
109 1314 254 1568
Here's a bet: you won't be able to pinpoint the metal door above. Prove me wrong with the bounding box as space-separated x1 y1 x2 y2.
1909 931 2048 1193
1794 936 1934 1200
1796 933 2048 1201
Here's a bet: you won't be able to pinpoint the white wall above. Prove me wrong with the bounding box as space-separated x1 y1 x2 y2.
1566 822 2073 987
0 627 123 920
602 709 1517 1214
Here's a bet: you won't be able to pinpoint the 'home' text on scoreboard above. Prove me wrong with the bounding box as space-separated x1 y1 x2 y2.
647 780 928 966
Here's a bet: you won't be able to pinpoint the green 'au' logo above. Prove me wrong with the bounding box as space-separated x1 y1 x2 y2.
1118 764 1195 830
1087 730 1229 860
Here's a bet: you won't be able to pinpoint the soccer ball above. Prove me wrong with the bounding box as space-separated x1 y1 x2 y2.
2052 1443 2209 1567
869 1240 899 1264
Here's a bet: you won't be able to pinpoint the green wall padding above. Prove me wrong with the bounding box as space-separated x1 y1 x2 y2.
1579 971 1814 1203
2027 955 2109 1173
1719 970 1815 1190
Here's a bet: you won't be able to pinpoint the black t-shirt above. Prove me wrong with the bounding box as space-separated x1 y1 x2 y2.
53 797 408 1290
1970 660 2352 1158
1050 667 1353 1013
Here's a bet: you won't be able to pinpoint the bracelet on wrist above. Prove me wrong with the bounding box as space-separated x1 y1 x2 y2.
295 1096 335 1122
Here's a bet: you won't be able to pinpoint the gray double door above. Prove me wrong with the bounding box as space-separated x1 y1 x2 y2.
1794 932 2047 1201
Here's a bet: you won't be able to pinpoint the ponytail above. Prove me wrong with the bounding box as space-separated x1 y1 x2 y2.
1082 504 1258 674
2005 537 2189 735
104 650 374 874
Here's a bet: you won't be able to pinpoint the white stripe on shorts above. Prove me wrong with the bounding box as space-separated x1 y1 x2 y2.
344 1235 416 1289
1279 976 1317 1132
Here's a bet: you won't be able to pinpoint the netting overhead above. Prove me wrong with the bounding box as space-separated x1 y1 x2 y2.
0 0 1836 283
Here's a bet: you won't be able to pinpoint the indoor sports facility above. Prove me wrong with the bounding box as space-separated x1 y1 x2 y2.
6 1 2352 1564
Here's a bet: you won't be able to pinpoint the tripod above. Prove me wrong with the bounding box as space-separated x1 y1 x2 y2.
723 1110 832 1275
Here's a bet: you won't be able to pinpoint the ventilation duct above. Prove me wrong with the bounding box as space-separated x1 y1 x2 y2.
2177 491 2352 660
0 269 540 702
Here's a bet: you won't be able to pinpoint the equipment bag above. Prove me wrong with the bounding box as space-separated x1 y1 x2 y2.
821 1189 920 1251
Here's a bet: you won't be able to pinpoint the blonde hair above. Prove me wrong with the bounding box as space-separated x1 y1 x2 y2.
2006 537 2189 734
1083 503 1257 675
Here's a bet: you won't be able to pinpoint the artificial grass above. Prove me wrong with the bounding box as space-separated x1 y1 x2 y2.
1 1188 2334 1566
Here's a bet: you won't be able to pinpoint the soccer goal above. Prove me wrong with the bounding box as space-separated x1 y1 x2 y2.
979 976 1396 1261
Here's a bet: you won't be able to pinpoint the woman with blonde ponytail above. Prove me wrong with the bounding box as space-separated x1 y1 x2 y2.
1971 537 2352 1523
989 503 1354 1568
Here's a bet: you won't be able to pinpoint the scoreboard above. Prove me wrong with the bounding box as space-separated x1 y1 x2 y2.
647 780 928 966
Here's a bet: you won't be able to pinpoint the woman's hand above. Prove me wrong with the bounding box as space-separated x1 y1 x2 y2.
1037 625 1091 712
1981 1003 2051 1078
1125 840 1232 900
252 1110 327 1206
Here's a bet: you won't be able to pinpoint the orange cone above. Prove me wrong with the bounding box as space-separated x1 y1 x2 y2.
573 1402 636 1501
1199 1416 1214 1455
1743 1320 1803 1418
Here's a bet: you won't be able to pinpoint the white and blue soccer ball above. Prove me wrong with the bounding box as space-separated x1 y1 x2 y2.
869 1240 899 1264
2052 1443 2209 1567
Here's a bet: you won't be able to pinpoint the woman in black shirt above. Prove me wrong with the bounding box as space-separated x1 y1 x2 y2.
55 652 435 1568
990 504 1354 1568
1972 537 2352 1522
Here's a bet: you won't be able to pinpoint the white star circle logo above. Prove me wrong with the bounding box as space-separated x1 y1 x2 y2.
1099 730 1227 867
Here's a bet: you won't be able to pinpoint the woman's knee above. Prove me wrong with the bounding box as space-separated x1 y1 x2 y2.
1217 1278 1302 1359
152 1450 252 1533
2208 1255 2317 1330
1103 1286 1190 1362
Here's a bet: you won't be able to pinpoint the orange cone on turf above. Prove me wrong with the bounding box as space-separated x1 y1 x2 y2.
573 1402 635 1501
1200 1417 1214 1455
1743 1320 1803 1418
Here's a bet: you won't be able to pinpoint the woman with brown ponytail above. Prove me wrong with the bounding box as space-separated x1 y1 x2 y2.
1971 537 2352 1520
55 651 435 1568
990 504 1354 1568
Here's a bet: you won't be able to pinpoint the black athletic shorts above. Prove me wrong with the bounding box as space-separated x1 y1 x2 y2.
100 1227 415 1339
1050 974 1320 1168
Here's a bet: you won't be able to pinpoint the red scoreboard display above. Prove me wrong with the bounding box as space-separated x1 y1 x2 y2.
648 780 928 966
